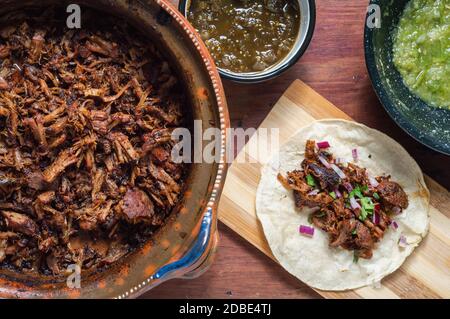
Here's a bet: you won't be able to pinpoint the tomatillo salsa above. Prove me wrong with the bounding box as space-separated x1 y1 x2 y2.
393 0 450 109
187 0 301 73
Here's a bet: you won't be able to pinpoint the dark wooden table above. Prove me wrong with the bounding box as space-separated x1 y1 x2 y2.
142 0 450 299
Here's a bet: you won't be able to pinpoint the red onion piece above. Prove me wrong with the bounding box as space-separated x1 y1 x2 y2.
318 155 331 168
331 164 346 179
374 203 381 212
334 188 342 198
369 176 379 187
343 182 353 192
391 220 399 230
392 206 402 215
299 225 315 237
372 212 380 224
308 189 319 196
317 141 330 149
352 148 358 162
335 157 345 164
350 197 361 210
398 234 408 248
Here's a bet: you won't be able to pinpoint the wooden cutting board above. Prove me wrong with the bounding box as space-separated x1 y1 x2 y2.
218 79 450 299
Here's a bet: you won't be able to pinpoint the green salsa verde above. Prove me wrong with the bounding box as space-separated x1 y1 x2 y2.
393 0 450 109
187 0 300 73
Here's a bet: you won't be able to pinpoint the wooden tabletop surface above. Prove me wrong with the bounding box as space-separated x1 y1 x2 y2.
142 0 450 299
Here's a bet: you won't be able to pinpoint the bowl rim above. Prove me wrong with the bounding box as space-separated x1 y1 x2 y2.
178 0 316 83
364 0 450 156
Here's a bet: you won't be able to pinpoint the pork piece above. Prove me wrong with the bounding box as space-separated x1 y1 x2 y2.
108 132 139 163
0 76 9 90
305 162 340 189
90 110 109 135
86 35 118 58
151 146 170 164
141 128 173 154
293 191 333 208
26 171 47 190
29 31 45 63
42 148 79 183
1 211 39 237
121 188 156 224
278 171 333 208
330 218 356 248
346 163 368 185
377 180 408 210
304 140 316 160
148 163 180 194
354 221 374 259
78 200 114 231
23 117 48 150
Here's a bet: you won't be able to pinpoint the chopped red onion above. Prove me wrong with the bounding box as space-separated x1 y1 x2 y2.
398 234 408 248
299 225 315 237
318 155 331 168
331 164 346 179
334 188 342 198
374 203 381 212
391 220 398 230
369 176 379 187
392 206 402 215
352 148 358 162
308 189 319 196
350 197 361 210
372 212 380 225
317 141 330 149
343 182 353 192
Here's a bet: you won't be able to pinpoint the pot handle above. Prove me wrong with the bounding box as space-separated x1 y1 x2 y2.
151 207 213 280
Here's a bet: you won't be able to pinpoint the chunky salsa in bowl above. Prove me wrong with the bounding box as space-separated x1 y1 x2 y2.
180 0 316 82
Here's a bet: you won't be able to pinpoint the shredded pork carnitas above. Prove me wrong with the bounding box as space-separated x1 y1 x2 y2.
278 140 409 260
0 16 188 274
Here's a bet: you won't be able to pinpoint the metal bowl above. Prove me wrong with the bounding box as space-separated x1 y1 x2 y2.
179 0 316 83
0 0 229 298
365 0 450 155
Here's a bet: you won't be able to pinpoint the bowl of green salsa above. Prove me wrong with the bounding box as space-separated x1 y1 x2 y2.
365 0 450 154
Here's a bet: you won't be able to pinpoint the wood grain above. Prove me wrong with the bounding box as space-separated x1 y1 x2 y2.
143 0 450 299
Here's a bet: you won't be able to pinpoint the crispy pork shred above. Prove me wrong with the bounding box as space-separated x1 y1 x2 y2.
0 13 188 275
278 140 409 260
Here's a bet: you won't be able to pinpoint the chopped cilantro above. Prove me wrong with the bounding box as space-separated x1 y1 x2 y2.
373 192 380 200
329 191 336 199
352 229 357 235
359 208 368 221
350 185 363 199
361 197 374 212
306 174 317 187
361 185 369 192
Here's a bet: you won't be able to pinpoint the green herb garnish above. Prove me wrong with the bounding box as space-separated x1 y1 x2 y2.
373 192 380 200
359 208 368 221
361 197 375 212
349 185 363 199
329 191 336 199
306 174 317 187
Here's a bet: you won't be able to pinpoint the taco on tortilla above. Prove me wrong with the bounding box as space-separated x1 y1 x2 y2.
256 120 429 291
